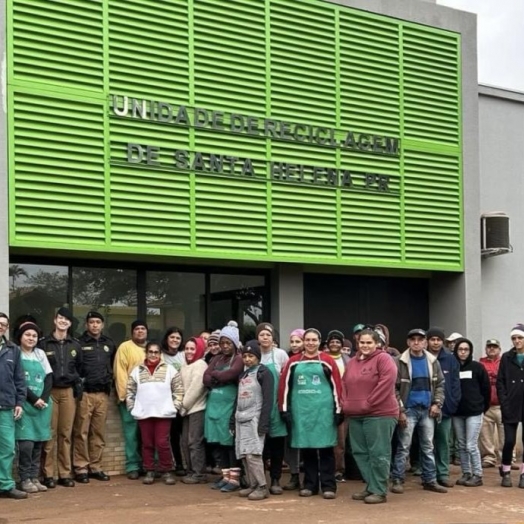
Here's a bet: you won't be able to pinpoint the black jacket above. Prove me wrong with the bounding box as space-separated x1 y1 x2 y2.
496 348 524 424
454 346 490 417
78 332 116 394
41 333 82 388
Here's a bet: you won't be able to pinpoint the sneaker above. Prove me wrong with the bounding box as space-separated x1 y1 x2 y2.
500 468 512 488
299 488 315 497
248 486 269 500
20 479 38 493
335 473 346 483
390 480 404 494
269 479 283 495
143 471 155 485
323 491 336 499
31 478 48 492
422 482 447 493
127 470 140 480
239 486 256 497
437 478 454 488
174 465 186 477
456 473 472 486
162 472 176 485
364 494 387 504
182 474 207 484
464 474 483 487
0 488 28 499
352 490 371 501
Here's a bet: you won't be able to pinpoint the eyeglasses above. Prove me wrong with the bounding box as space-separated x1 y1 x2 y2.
457 347 470 352
147 351 160 355
0 322 8 328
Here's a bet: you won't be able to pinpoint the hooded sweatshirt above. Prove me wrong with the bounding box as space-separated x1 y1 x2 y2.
180 337 208 416
341 348 399 418
453 338 491 417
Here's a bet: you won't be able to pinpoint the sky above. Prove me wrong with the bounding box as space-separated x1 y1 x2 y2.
437 0 524 92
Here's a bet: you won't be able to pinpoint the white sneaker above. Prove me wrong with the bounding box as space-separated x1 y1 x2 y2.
31 478 48 492
20 479 38 493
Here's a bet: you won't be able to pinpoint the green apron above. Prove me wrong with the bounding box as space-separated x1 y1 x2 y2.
290 356 337 449
266 350 287 437
204 356 237 446
15 355 52 442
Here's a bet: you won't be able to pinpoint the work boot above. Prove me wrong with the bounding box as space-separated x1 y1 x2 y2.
455 473 472 486
31 478 48 492
239 485 256 497
248 485 269 500
43 477 56 489
143 471 155 485
162 472 176 485
422 482 447 493
364 494 387 504
269 478 283 495
437 477 454 488
352 490 371 501
283 473 300 490
464 474 483 487
500 467 512 488
20 479 38 493
390 479 404 494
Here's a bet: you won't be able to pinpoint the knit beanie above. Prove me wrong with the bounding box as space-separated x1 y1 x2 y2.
290 328 305 340
242 339 261 361
256 322 274 338
510 324 524 338
220 320 240 349
327 330 345 344
426 327 445 341
186 337 206 364
131 319 148 331
15 321 42 345
207 329 221 345
56 307 73 323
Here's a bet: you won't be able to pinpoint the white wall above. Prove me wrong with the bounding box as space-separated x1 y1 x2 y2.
479 86 524 350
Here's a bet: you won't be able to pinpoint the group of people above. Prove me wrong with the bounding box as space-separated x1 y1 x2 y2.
1 308 524 506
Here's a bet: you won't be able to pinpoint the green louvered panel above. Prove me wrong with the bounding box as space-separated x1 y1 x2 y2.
110 165 191 247
109 0 189 102
195 178 267 252
339 11 400 136
12 91 106 243
403 26 460 145
270 0 336 127
271 184 337 257
11 0 103 90
404 150 461 265
193 0 266 114
341 191 401 260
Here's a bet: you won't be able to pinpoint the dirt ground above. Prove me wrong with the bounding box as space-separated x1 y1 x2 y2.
2 465 524 524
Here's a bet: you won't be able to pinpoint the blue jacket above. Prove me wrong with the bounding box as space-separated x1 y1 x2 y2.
436 348 461 417
0 338 26 409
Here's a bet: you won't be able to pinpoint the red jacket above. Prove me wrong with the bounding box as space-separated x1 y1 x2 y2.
278 352 342 413
341 349 399 418
480 356 500 406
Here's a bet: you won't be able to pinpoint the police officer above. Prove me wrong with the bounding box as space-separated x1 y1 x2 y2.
41 307 83 488
0 312 27 499
73 311 115 483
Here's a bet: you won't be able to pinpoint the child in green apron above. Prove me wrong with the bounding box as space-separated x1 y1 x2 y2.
15 322 53 494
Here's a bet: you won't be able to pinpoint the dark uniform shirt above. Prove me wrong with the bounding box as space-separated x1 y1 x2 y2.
78 332 116 394
40 333 82 388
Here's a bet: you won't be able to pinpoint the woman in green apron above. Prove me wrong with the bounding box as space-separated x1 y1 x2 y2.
15 322 53 493
203 321 244 492
256 322 289 494
278 328 343 499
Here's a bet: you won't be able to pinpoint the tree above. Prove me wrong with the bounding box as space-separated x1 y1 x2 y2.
9 264 28 292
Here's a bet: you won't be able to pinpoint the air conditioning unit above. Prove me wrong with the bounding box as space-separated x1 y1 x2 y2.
481 212 512 258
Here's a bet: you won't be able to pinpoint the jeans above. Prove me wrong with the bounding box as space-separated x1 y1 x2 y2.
391 406 437 484
452 414 483 477
17 440 43 481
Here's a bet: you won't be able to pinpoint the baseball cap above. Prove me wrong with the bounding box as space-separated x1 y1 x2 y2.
485 339 500 347
353 323 366 334
407 328 426 339
446 332 463 342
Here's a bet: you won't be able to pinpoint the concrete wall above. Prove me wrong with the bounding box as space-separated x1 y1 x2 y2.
479 86 524 349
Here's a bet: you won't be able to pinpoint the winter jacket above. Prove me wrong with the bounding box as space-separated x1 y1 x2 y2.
126 361 183 419
435 348 461 417
78 332 116 394
496 348 524 424
480 356 501 406
203 353 244 388
180 359 208 416
0 338 26 409
453 349 490 417
395 349 445 413
41 333 82 388
341 349 399 418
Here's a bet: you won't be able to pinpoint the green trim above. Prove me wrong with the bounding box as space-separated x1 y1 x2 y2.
188 0 196 251
265 0 272 256
399 24 406 263
457 32 464 269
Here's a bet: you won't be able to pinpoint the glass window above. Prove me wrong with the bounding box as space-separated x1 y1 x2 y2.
146 271 205 342
72 267 137 346
210 274 266 342
9 263 68 337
